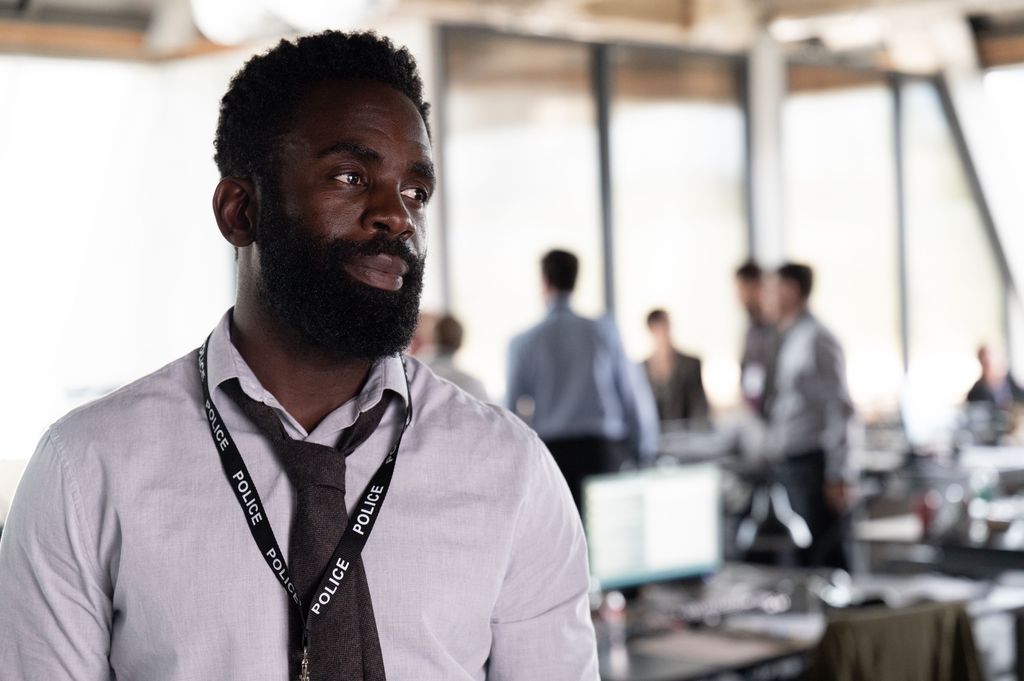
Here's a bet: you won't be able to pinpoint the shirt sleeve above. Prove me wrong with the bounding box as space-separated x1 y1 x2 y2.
813 331 856 482
628 361 661 462
487 438 599 681
690 359 711 426
601 318 658 460
0 429 113 680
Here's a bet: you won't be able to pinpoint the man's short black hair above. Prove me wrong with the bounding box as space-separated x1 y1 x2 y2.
777 262 814 300
647 309 668 328
541 250 579 293
735 260 763 282
214 30 431 186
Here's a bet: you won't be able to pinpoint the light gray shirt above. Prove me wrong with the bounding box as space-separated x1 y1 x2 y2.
506 294 659 459
766 312 857 481
0 311 598 681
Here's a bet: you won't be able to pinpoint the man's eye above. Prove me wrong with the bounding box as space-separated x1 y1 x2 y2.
401 187 428 203
336 172 363 185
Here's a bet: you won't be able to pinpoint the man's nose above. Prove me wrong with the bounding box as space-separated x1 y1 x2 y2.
364 185 415 241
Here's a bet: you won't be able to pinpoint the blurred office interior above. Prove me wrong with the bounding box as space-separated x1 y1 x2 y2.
6 0 1024 678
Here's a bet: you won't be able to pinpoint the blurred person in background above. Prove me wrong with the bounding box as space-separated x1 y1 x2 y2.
507 249 658 509
426 313 488 401
736 261 777 413
762 263 857 569
967 344 1024 409
965 344 1024 445
643 309 709 429
407 310 438 357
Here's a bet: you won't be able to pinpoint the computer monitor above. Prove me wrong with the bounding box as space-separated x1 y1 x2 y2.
583 463 722 591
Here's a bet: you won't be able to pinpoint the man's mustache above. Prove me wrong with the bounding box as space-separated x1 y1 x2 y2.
334 235 424 271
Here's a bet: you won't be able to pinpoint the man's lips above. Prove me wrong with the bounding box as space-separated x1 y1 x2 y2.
343 254 410 291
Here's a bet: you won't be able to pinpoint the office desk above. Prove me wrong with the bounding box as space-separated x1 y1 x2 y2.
599 629 810 681
598 630 811 679
861 448 1024 502
598 564 1024 681
857 513 1024 578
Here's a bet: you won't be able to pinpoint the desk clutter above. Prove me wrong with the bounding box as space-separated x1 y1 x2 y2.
584 448 1024 681
591 563 1023 681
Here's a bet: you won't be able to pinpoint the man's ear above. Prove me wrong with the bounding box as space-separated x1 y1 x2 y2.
213 177 259 247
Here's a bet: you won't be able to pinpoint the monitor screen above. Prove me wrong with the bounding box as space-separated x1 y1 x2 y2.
583 463 721 590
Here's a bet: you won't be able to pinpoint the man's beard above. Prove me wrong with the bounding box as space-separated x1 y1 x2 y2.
254 203 425 361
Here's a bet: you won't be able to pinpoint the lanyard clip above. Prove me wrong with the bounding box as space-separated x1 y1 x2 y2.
299 644 310 681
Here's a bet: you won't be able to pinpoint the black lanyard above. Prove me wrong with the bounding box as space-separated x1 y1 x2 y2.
198 335 412 680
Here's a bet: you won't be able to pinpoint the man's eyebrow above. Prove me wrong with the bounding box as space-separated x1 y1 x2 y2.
410 160 436 182
316 141 381 162
316 141 434 182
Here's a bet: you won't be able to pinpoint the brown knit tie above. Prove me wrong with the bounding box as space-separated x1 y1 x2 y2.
224 379 390 681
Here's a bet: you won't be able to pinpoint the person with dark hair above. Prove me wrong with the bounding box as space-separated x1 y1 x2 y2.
967 344 1024 409
735 260 777 412
735 261 762 281
643 309 710 427
425 313 488 401
0 31 598 681
965 345 1024 444
541 249 579 292
776 263 814 299
760 262 857 569
506 249 658 509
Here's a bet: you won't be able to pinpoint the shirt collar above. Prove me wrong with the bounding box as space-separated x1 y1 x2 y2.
205 309 408 440
778 309 813 334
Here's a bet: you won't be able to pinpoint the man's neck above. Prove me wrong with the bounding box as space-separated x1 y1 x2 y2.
230 302 374 433
653 339 675 357
985 373 1008 391
545 290 571 309
778 306 808 331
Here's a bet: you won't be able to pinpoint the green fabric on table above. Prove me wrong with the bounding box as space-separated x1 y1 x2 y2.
804 601 982 681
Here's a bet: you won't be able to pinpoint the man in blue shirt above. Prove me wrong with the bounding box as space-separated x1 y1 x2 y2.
506 250 658 508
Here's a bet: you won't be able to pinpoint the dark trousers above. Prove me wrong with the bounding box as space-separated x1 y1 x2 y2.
543 436 630 512
776 449 849 570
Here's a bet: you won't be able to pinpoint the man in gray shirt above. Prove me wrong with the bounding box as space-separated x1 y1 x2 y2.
0 32 598 680
762 263 857 569
735 261 777 414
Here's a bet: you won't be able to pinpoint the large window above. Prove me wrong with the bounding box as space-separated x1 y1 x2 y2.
443 30 604 398
609 48 747 406
984 66 1024 376
983 65 1024 186
902 80 1005 406
0 52 248 506
782 68 902 413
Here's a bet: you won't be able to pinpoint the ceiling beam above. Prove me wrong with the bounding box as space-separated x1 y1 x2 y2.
0 19 143 58
978 30 1024 67
0 19 229 61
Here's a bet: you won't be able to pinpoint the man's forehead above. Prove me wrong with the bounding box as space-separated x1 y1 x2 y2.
291 80 429 145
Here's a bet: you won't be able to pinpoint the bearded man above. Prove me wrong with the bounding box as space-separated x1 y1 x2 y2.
0 31 598 681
